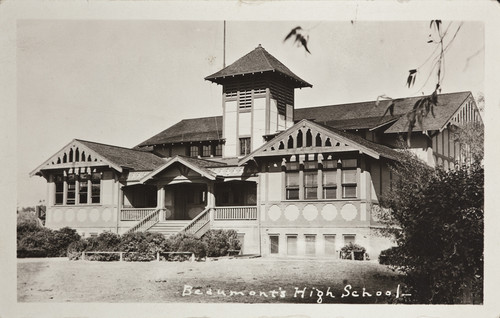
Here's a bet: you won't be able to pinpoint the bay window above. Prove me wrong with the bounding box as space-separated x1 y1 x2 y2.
53 171 101 205
283 157 358 201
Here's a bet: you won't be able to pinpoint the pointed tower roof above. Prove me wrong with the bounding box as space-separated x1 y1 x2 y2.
205 44 312 88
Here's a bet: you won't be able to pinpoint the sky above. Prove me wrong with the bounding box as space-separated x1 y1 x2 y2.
17 19 484 207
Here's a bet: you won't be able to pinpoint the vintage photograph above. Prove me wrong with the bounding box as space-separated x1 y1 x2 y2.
6 2 495 316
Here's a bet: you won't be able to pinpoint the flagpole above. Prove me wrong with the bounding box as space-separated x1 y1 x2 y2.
223 20 226 68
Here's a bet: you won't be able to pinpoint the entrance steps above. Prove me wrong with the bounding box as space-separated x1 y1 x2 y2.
147 220 191 237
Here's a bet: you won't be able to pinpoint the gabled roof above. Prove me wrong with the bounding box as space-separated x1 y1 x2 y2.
139 155 227 183
31 139 166 177
205 45 312 88
239 119 401 165
295 91 473 133
136 116 223 147
78 140 166 170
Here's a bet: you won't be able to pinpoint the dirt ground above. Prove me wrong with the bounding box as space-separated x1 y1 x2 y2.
17 257 406 303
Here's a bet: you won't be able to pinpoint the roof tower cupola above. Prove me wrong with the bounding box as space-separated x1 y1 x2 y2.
205 45 311 158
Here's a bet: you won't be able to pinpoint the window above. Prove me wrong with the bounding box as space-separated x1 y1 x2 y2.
286 172 300 200
79 174 89 204
270 235 279 254
67 174 76 205
189 145 199 157
304 171 318 200
202 145 211 157
55 175 64 205
324 235 336 256
54 172 101 205
343 234 356 245
287 235 298 255
214 144 222 157
91 172 101 204
341 159 357 198
305 235 316 255
240 137 251 155
323 170 337 199
284 158 358 201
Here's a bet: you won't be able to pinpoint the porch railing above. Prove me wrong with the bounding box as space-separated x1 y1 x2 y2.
214 206 257 220
120 208 157 221
126 208 163 233
182 207 212 238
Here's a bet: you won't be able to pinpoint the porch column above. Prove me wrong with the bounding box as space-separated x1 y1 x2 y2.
47 174 55 206
207 181 215 223
157 186 165 221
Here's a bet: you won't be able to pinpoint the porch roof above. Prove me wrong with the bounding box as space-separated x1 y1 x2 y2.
139 155 227 183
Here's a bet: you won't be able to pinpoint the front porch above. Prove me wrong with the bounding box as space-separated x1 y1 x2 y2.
118 180 258 236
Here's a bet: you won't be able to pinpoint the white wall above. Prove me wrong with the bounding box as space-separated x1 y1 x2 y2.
224 101 238 157
252 97 267 151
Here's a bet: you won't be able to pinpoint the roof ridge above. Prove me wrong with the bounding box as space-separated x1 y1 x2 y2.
76 139 159 155
257 45 275 71
297 91 472 110
177 154 227 165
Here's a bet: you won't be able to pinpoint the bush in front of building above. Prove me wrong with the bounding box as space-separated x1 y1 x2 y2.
166 233 207 260
202 229 241 257
17 222 81 258
378 246 404 266
119 232 168 261
340 242 367 260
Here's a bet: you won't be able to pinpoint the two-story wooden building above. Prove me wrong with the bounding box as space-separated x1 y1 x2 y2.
31 45 481 258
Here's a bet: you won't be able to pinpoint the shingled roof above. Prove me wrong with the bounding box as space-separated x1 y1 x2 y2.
78 140 166 171
295 91 472 133
136 92 473 148
136 116 223 147
205 45 312 88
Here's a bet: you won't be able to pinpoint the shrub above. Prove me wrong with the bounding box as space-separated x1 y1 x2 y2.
202 229 241 257
48 227 81 257
340 243 366 260
119 232 169 261
67 240 88 260
378 246 403 266
17 222 52 258
166 233 207 260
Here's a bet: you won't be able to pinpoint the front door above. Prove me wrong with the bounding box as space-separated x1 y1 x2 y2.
174 185 188 220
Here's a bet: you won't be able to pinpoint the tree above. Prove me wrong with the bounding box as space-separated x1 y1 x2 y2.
378 152 483 304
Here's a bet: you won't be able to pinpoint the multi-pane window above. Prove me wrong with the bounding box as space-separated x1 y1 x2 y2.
322 170 337 199
202 145 211 157
285 171 300 200
55 175 64 205
284 158 357 201
91 172 101 204
67 174 76 205
53 172 101 205
79 174 89 204
189 145 199 157
189 143 223 158
341 159 357 198
304 171 318 200
240 137 251 156
214 144 222 156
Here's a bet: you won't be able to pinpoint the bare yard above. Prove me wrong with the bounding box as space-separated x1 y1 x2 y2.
18 257 406 303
